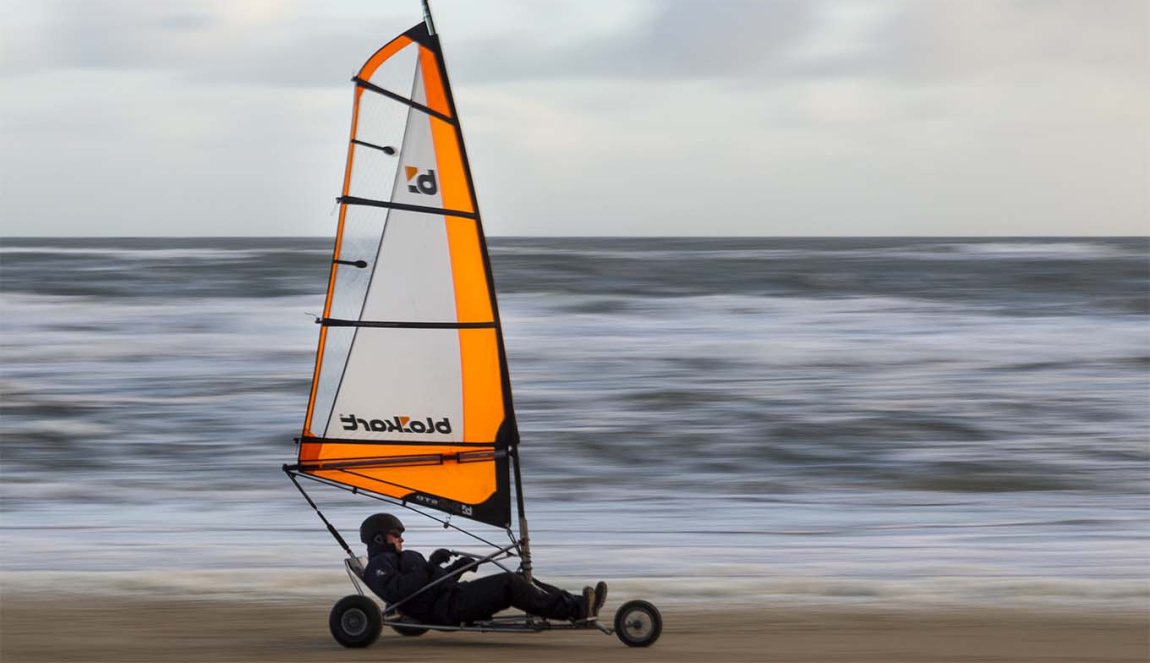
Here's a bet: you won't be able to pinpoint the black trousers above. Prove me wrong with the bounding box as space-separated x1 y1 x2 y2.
449 573 579 624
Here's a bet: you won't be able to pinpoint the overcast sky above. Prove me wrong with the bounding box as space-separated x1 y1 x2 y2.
1 0 1146 237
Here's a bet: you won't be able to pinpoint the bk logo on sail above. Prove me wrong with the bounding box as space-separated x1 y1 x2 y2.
405 166 438 195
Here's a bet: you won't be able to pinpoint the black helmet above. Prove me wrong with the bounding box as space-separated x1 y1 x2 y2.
360 513 404 546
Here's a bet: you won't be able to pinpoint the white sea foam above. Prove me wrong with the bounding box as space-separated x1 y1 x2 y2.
950 241 1137 259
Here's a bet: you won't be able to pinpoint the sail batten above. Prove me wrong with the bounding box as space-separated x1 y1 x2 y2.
337 195 478 219
299 451 499 471
317 319 496 329
353 77 455 123
299 21 513 528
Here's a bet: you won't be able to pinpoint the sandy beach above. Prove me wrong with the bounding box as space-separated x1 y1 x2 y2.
1 596 1145 663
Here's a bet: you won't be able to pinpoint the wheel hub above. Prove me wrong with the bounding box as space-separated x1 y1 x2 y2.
342 608 368 636
626 614 651 633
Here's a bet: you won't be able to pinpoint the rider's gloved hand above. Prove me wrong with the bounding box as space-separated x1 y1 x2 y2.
447 556 477 575
429 548 453 567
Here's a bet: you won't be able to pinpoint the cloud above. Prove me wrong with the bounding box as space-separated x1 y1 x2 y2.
444 0 817 84
8 1 1143 88
6 0 221 73
1 0 1146 237
447 0 1146 86
1 0 392 87
852 0 1148 82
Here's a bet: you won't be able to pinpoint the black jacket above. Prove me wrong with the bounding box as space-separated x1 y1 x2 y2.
363 547 456 623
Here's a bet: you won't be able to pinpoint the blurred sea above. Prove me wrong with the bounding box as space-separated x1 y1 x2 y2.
1 237 1147 608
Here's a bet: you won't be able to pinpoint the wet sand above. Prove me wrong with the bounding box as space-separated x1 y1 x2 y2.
1 596 1146 663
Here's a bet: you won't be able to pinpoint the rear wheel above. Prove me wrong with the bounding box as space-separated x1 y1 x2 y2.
329 595 382 648
614 600 662 647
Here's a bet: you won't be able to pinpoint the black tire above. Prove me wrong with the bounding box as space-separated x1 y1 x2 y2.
614 600 662 647
329 594 382 648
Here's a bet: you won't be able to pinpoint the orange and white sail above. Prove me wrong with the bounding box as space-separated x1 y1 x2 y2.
297 22 516 528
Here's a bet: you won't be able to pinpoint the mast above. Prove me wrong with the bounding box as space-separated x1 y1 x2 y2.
421 0 436 36
421 0 533 583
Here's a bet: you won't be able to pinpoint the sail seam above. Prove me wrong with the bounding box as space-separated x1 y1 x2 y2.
339 195 477 219
353 76 455 124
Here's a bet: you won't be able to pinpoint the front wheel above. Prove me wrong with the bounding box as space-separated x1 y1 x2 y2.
614 600 662 647
329 594 382 648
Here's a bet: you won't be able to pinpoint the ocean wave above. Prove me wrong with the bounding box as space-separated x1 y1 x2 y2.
0 419 113 438
1 236 1146 606
947 241 1141 259
0 246 330 260
489 239 1144 263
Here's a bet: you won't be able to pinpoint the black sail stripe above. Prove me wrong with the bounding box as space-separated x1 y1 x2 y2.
338 196 478 219
317 318 495 329
353 76 455 124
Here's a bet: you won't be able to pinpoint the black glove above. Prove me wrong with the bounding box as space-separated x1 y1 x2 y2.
429 548 453 567
447 556 477 575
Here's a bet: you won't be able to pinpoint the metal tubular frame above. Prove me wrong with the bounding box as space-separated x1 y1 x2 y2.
284 466 614 636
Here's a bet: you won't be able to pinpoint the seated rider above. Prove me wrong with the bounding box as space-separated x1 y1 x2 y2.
359 513 608 626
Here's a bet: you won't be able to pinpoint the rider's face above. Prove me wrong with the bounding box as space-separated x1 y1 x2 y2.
387 529 404 552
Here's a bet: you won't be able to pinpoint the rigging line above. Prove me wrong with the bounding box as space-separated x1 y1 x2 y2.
352 76 454 124
335 466 507 530
284 467 355 557
322 467 423 504
338 195 478 219
336 467 433 503
316 318 495 329
288 470 513 551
